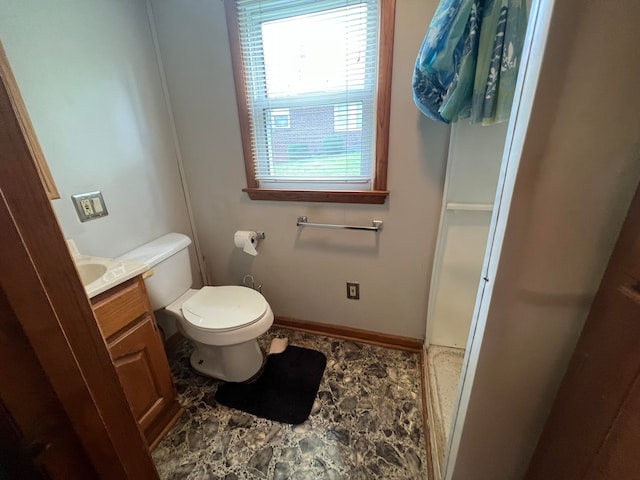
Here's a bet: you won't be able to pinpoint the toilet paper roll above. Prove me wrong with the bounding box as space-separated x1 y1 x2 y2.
234 230 258 256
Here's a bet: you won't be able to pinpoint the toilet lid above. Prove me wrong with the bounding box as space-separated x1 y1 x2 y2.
181 286 268 331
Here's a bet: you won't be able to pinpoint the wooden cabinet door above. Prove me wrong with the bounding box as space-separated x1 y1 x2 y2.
108 316 176 437
526 186 640 480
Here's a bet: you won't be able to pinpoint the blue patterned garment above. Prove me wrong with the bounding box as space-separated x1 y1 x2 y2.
412 0 482 123
471 0 528 124
412 0 527 124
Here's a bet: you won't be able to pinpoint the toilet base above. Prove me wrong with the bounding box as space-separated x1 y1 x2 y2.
189 338 264 382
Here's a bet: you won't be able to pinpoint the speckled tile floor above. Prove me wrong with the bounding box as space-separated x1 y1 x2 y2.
152 328 428 479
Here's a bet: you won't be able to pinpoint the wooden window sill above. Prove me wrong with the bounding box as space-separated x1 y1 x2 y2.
242 188 389 204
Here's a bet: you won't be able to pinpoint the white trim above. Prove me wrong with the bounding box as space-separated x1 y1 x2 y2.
425 124 456 347
145 0 209 286
443 0 555 478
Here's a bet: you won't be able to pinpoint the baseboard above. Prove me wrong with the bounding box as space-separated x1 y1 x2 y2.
273 316 423 352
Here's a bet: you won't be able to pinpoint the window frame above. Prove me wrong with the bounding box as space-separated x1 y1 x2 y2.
224 0 395 205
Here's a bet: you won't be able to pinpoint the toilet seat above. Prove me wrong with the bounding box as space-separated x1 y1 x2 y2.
181 286 268 332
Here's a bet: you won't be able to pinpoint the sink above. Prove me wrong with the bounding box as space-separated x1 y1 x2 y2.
72 254 149 299
77 263 108 286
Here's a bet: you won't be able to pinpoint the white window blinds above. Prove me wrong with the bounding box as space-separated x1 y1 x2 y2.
234 0 380 191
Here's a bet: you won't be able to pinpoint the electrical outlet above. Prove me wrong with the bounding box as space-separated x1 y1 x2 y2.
347 282 359 300
71 191 108 222
80 199 94 216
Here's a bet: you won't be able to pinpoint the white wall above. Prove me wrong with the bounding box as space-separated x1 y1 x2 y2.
448 0 640 478
149 0 450 338
0 0 192 260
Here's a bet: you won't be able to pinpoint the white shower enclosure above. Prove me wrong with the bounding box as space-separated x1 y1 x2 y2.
426 121 508 349
424 120 508 478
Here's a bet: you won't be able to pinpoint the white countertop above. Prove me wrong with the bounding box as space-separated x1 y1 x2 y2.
74 255 150 299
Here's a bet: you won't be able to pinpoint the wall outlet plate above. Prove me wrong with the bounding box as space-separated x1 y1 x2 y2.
347 282 360 300
71 191 108 222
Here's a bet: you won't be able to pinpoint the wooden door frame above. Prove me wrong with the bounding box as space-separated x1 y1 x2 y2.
0 42 158 479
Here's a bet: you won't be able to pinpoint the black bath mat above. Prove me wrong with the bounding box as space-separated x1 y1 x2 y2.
215 346 326 424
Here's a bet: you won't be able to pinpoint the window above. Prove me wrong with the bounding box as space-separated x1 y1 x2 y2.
225 0 395 204
271 109 290 129
334 103 363 132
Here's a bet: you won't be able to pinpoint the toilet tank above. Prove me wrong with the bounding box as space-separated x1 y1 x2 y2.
118 233 193 310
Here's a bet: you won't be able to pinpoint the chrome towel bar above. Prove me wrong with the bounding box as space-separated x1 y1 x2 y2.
297 216 383 232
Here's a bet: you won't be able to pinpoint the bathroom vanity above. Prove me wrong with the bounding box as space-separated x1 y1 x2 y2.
91 274 183 449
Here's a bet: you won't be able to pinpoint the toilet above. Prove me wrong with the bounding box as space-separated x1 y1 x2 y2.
119 232 274 382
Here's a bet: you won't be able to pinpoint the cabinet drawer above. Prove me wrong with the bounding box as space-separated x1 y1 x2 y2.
93 279 148 339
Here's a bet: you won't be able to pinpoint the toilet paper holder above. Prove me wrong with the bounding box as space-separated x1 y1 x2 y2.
234 230 265 257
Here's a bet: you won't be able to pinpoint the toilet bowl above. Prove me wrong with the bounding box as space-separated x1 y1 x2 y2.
166 286 273 380
119 233 274 382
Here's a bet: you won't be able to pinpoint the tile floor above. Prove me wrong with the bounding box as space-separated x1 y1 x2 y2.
152 328 428 479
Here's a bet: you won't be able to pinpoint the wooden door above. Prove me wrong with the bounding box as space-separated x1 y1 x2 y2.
0 290 96 479
0 401 45 479
109 316 176 436
526 184 640 479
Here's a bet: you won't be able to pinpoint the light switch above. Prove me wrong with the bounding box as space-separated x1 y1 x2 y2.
92 197 104 213
71 191 108 222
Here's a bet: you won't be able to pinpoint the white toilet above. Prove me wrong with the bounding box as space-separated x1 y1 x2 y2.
119 233 274 382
